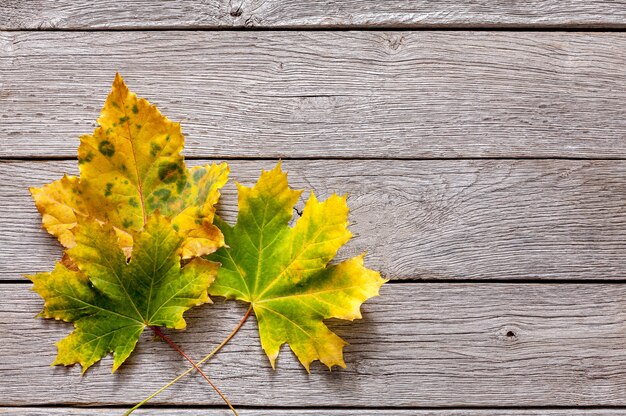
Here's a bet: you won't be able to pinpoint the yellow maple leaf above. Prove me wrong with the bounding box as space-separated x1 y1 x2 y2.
31 74 228 258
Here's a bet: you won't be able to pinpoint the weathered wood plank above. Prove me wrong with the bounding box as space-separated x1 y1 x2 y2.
1 31 626 158
2 283 626 406
2 1 626 29
3 159 626 281
2 409 625 415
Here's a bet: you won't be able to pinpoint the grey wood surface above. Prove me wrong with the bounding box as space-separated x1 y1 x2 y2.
4 159 626 281
2 1 626 414
2 31 626 159
3 409 626 416
2 1 626 29
3 283 626 407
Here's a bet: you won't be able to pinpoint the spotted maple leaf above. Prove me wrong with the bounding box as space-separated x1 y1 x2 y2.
31 74 228 259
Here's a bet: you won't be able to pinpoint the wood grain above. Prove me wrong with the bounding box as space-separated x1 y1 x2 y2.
3 159 626 281
2 409 626 416
3 283 626 406
3 5 626 412
1 31 626 159
2 1 626 29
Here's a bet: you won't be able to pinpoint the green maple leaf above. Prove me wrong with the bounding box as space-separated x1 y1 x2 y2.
28 214 217 373
207 163 386 371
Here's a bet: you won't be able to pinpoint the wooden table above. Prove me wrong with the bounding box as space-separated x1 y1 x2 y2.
1 1 626 415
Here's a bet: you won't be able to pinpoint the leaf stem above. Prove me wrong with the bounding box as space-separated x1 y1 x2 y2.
147 326 239 416
125 306 253 415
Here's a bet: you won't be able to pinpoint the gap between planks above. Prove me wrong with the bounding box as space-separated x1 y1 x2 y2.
5 156 626 161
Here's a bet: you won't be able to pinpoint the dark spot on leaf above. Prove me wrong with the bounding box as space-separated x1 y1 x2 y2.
119 116 130 124
78 151 94 165
193 168 206 182
111 102 120 109
132 104 139 114
165 135 170 142
172 223 180 232
122 219 133 228
99 141 115 157
150 143 162 157
136 124 142 130
154 189 171 201
104 183 113 197
158 162 183 184
176 178 186 194
128 198 138 207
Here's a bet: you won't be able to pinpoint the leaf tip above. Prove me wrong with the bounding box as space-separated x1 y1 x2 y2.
29 186 41 197
111 362 121 374
113 72 124 86
219 161 231 174
268 352 278 370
